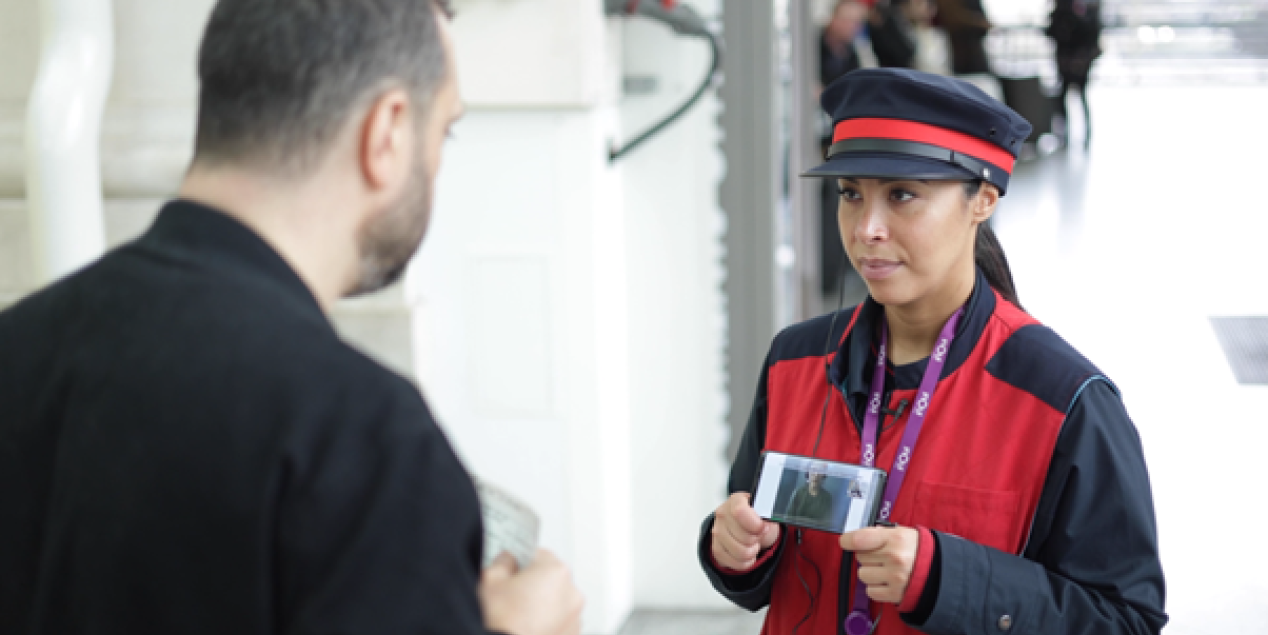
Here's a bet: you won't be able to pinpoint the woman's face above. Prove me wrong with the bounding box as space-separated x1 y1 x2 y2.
836 178 995 309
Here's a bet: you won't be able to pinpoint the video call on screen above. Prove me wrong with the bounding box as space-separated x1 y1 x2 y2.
752 453 876 533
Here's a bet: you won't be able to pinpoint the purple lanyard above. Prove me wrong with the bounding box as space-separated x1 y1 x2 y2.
844 308 963 635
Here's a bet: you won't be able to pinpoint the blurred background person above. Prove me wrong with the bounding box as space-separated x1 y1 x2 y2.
905 0 952 75
1046 0 1103 148
868 0 918 69
821 0 871 88
819 0 871 299
933 0 1000 100
934 0 991 74
869 0 952 74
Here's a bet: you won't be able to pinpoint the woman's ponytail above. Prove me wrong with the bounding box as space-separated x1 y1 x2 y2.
964 180 1021 308
974 222 1021 309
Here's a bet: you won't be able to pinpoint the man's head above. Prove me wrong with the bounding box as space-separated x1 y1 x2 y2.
808 462 828 489
826 0 867 44
191 0 463 297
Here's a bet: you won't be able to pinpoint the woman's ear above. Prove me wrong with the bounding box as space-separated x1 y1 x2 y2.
973 183 1001 224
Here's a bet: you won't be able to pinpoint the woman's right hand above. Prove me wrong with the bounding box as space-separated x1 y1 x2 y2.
710 492 781 571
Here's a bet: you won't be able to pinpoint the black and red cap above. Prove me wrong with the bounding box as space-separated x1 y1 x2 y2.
802 68 1032 195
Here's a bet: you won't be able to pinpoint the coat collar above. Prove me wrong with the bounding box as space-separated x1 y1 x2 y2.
828 268 997 398
136 200 330 329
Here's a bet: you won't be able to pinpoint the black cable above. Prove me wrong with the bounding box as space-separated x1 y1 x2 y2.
609 29 721 162
790 529 823 635
811 255 852 458
880 398 908 435
796 252 851 635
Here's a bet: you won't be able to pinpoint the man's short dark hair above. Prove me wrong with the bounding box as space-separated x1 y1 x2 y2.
193 0 453 177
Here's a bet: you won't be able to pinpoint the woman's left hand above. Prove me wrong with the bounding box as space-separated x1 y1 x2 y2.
839 526 920 604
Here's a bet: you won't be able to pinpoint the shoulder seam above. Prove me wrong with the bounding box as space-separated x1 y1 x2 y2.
1064 375 1119 416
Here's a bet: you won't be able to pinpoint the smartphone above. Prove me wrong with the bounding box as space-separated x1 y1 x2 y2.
750 451 888 534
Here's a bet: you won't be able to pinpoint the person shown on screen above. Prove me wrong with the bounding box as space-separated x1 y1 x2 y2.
786 462 835 524
0 2 583 635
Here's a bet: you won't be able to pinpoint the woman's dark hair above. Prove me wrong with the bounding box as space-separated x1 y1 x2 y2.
964 181 1022 309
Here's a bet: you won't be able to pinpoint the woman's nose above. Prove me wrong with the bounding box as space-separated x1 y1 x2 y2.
852 200 888 244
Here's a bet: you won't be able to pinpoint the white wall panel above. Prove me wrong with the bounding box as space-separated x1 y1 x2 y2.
0 0 39 196
450 0 618 108
412 106 634 634
616 3 731 609
101 0 211 197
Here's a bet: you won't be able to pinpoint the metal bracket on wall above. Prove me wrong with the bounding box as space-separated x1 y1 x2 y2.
604 0 723 162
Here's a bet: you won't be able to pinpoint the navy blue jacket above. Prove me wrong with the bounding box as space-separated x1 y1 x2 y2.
699 272 1168 634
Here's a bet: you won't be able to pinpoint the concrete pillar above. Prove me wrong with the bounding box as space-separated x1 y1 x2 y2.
718 0 781 462
25 0 113 283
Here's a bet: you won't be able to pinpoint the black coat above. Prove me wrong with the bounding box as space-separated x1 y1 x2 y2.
0 201 492 635
869 6 918 69
821 31 862 90
1046 0 1103 83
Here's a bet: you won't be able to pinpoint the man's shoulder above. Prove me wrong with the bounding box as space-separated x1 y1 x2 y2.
2 244 430 423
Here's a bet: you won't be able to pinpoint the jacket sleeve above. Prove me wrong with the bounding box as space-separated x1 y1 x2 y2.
905 379 1168 635
697 350 788 611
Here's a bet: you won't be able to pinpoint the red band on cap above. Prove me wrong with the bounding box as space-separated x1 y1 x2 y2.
832 118 1016 173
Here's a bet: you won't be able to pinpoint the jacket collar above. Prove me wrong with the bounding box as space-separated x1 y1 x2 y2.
828 268 997 398
136 200 330 329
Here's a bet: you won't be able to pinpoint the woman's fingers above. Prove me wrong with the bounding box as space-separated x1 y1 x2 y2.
845 526 920 605
759 520 782 549
716 528 758 566
711 494 767 570
726 492 766 536
722 512 760 548
865 582 903 604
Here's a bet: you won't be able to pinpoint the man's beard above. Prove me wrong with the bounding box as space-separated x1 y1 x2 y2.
347 160 433 297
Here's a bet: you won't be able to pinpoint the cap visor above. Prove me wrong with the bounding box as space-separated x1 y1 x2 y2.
800 152 977 180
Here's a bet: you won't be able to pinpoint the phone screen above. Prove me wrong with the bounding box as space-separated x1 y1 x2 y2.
751 451 885 534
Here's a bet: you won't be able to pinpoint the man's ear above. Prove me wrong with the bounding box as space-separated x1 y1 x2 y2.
359 88 413 193
973 182 1001 225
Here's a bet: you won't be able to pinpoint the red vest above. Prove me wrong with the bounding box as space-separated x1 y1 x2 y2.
759 292 1066 635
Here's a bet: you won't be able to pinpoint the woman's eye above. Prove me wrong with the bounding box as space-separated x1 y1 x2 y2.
838 187 861 201
890 189 916 203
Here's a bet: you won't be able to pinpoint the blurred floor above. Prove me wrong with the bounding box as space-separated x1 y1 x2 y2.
999 83 1268 635
632 82 1268 635
618 609 766 635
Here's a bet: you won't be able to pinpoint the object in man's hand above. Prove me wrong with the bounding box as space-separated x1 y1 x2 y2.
475 478 540 570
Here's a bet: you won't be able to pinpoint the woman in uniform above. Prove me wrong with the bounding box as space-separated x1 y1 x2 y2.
697 69 1166 635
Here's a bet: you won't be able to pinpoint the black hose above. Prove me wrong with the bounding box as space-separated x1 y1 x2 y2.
609 29 722 162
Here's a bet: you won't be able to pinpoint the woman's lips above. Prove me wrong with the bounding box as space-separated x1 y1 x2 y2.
858 258 902 280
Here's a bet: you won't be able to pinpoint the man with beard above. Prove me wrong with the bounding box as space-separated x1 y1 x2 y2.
0 2 583 635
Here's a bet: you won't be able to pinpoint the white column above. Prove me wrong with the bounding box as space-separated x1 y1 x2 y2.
25 0 113 283
616 3 732 609
411 2 634 632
